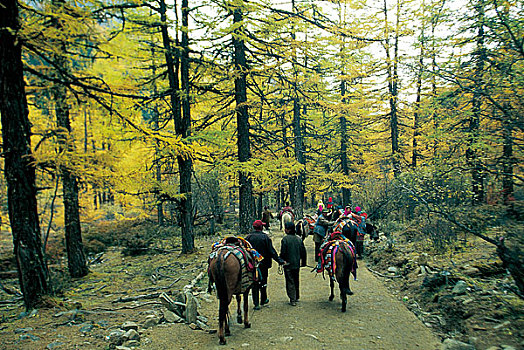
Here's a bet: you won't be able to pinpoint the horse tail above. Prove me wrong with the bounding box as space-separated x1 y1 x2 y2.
339 245 353 295
215 250 229 325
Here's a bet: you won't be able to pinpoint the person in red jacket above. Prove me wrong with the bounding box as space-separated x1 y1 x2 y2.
246 220 285 310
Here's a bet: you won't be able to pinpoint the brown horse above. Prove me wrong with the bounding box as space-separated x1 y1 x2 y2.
320 237 356 312
208 247 252 345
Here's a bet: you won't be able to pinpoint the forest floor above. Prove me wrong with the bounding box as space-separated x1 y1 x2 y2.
0 219 522 350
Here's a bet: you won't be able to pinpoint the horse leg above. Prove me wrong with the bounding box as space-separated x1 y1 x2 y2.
243 290 251 328
340 284 347 313
218 299 227 344
236 294 242 324
329 278 335 301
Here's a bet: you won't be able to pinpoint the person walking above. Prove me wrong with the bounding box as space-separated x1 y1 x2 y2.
246 220 285 310
262 206 273 230
313 208 335 270
280 221 307 306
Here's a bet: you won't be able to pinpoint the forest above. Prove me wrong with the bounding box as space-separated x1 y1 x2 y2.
0 0 522 329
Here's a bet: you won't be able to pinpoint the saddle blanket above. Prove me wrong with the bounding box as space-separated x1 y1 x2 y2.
318 239 357 281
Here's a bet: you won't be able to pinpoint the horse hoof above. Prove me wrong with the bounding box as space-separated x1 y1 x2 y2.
244 322 251 328
219 338 226 345
341 308 346 312
225 330 231 336
237 316 242 324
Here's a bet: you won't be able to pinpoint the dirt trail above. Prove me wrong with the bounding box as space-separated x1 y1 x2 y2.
143 229 442 350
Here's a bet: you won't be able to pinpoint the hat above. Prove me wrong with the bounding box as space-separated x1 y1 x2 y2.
355 206 361 212
253 220 265 230
284 221 295 230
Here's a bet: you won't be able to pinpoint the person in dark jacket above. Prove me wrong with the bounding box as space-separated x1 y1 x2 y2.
312 208 335 267
246 220 285 310
262 206 273 229
280 221 307 306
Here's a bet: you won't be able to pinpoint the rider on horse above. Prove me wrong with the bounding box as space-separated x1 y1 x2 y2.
279 203 295 220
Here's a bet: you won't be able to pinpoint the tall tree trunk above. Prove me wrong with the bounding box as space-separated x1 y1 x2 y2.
233 3 255 234
467 0 486 205
384 0 401 177
159 0 194 252
150 42 164 226
54 87 88 277
51 2 88 277
291 0 305 218
501 114 514 205
340 79 351 206
0 0 49 308
412 31 424 168
178 0 194 252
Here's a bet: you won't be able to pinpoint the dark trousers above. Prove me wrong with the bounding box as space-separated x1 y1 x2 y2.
315 242 322 262
252 266 269 306
284 268 300 302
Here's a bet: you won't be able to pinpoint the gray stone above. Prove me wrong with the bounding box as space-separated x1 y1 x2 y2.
277 336 293 343
164 310 184 323
123 329 140 341
196 315 208 323
46 341 65 349
185 292 198 324
115 346 132 350
485 347 500 350
123 340 140 347
452 281 468 295
501 346 516 350
107 329 126 345
463 267 480 276
441 338 476 350
121 321 139 331
196 320 209 330
78 323 94 333
15 327 34 334
387 266 398 274
142 315 160 329
19 333 40 341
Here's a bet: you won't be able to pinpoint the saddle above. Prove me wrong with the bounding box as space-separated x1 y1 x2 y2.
317 238 357 280
209 237 263 292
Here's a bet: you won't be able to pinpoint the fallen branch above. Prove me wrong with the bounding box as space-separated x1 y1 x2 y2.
367 266 402 278
93 301 162 311
0 280 22 296
0 297 23 305
137 277 182 293
112 292 162 303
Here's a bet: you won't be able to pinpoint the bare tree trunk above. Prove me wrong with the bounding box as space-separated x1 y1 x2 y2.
467 0 487 205
0 0 49 308
384 0 401 177
501 115 514 205
340 79 351 206
290 0 305 219
51 1 88 277
159 0 194 252
178 0 194 252
412 34 424 168
233 3 255 234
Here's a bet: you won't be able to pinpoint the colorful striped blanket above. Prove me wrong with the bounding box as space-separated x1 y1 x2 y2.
318 239 357 281
209 237 262 293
